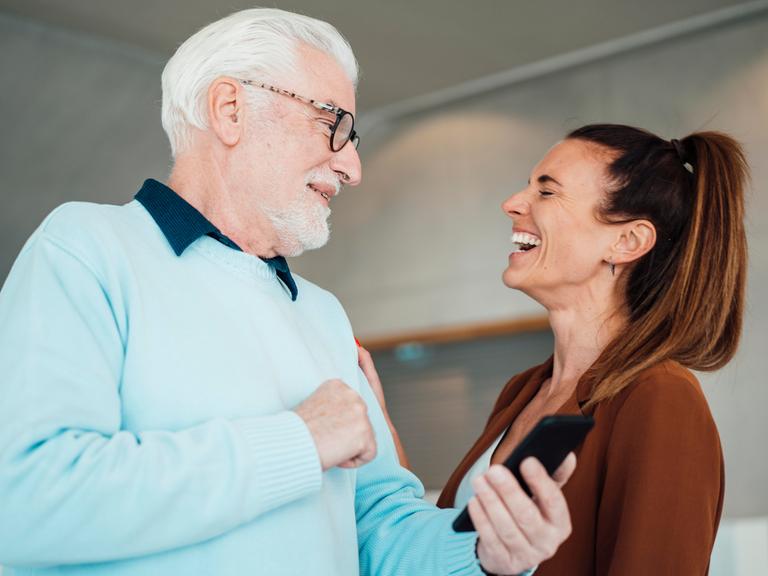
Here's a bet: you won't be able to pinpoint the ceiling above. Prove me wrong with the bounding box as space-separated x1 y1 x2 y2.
0 0 755 112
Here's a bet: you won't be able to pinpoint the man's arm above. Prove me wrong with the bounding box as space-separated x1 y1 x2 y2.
356 344 410 468
0 231 323 566
353 369 573 576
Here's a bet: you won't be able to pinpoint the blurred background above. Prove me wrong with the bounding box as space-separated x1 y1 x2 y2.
1 1 766 572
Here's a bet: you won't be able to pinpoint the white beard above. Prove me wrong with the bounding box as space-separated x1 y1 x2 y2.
264 193 331 256
263 169 339 256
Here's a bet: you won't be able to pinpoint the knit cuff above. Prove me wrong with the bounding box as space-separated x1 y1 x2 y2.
233 411 322 513
440 530 537 576
435 526 485 575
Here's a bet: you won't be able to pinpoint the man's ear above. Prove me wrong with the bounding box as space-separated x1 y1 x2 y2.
609 219 656 266
207 77 244 147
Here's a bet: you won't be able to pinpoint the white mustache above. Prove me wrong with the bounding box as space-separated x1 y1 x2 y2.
305 170 342 196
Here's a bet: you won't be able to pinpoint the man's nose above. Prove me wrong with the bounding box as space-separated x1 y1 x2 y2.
331 142 362 186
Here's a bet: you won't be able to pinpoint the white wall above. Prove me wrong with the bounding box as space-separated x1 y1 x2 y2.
292 14 768 519
0 14 169 281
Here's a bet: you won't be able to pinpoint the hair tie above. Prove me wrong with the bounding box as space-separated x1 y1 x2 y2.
670 138 694 174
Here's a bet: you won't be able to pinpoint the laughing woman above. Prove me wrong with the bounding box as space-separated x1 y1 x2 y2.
361 124 748 575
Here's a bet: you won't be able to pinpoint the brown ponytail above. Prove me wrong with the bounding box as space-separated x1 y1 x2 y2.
566 125 748 406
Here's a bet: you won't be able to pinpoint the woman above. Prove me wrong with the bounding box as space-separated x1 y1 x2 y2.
361 124 747 574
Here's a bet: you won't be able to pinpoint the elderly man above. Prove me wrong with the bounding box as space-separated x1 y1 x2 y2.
0 9 573 576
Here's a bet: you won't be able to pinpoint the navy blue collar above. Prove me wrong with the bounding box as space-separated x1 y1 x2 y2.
135 179 298 301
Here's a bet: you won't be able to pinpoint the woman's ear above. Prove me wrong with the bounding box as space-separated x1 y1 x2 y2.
609 219 657 265
207 77 244 147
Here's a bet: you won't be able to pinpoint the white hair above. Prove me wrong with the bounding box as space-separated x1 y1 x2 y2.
161 8 358 157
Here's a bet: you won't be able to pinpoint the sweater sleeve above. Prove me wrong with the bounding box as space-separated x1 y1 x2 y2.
0 231 322 566
595 371 724 575
354 368 536 576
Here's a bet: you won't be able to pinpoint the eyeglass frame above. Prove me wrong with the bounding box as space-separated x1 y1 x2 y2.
238 79 360 152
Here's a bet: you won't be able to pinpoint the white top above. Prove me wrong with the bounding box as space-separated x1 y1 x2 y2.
454 429 507 508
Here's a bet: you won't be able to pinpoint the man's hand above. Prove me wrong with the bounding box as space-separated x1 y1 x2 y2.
294 379 377 471
469 454 577 575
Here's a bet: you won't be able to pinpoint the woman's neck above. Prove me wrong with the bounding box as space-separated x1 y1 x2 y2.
544 301 626 399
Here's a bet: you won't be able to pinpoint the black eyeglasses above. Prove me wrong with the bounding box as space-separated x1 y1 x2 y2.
239 80 360 152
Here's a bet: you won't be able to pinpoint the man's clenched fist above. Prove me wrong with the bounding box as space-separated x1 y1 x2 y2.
294 379 377 470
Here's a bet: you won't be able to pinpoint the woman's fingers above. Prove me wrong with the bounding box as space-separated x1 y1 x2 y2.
472 460 576 574
551 452 577 488
356 343 386 408
519 458 572 539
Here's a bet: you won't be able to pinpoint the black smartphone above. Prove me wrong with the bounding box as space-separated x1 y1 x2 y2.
452 414 594 532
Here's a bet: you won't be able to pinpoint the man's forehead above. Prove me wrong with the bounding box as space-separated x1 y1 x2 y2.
293 44 356 111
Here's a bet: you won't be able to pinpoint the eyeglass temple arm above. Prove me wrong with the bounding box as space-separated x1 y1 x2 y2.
239 79 339 115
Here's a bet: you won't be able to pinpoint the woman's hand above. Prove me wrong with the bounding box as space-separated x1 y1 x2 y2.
356 340 387 409
471 454 576 574
356 340 410 468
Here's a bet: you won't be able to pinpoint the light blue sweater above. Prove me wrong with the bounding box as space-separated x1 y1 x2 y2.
0 200 484 575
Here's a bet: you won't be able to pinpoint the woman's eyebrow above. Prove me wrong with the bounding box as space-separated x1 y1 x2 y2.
538 174 563 186
527 174 563 186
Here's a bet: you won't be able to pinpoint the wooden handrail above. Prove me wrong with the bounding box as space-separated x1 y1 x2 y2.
358 314 550 351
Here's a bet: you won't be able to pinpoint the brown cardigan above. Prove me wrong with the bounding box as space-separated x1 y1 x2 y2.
437 358 724 575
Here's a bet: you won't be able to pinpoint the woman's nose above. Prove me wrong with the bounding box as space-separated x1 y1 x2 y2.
502 190 529 217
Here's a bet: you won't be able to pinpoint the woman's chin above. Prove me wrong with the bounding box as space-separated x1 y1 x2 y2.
502 268 529 290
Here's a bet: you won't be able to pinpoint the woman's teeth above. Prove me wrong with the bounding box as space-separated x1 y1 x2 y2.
510 232 541 252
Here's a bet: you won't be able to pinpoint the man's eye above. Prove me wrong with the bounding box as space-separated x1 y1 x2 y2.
539 190 554 197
